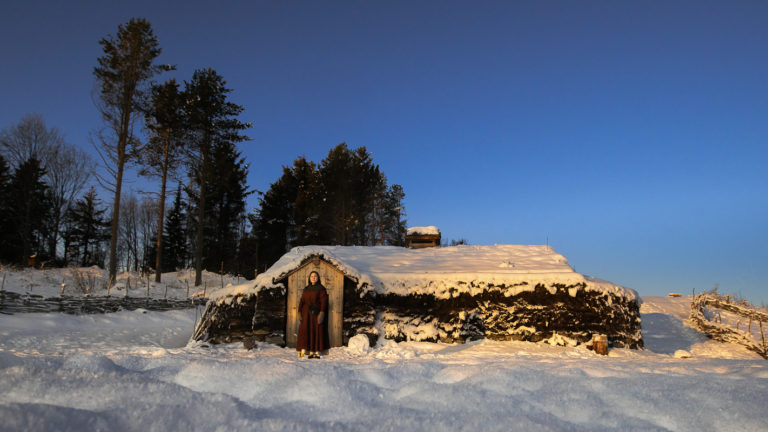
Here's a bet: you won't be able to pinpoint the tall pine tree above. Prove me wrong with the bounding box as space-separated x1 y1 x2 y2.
184 68 249 285
94 18 166 282
143 78 186 281
190 140 250 275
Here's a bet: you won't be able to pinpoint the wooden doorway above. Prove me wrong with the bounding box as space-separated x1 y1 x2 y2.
285 257 344 348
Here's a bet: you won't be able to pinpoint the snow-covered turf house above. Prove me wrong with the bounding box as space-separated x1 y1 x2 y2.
192 240 643 350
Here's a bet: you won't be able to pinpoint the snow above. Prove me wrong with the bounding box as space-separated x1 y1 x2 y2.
406 226 440 236
217 245 637 301
1 294 767 431
0 267 244 299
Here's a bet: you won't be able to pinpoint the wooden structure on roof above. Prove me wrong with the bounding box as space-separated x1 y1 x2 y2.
405 232 441 248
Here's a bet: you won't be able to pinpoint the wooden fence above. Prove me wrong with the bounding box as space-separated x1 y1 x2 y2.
689 293 768 359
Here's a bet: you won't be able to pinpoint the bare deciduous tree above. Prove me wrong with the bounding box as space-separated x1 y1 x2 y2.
0 114 60 167
46 143 91 259
1 114 92 260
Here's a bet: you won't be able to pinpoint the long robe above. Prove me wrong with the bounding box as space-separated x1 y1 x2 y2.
296 283 329 352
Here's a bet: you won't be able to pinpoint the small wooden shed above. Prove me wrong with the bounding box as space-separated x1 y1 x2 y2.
405 226 441 248
283 256 344 348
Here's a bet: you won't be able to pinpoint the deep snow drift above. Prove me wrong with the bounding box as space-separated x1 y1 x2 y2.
1 294 766 431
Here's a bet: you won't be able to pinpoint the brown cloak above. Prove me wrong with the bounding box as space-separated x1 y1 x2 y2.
296 283 329 352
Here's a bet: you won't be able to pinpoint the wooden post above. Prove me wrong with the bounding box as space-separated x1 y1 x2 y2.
203 281 207 298
592 334 608 355
164 284 168 299
1 272 6 291
760 321 766 353
185 279 189 298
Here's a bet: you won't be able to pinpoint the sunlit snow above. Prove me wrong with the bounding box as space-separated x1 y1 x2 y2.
1 290 766 431
216 245 637 302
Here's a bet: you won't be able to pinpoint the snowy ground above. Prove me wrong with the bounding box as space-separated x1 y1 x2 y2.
0 266 244 299
1 292 767 431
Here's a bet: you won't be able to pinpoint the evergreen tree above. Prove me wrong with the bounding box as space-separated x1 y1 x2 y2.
183 68 249 285
253 144 406 269
291 157 322 245
382 184 407 246
190 141 250 275
6 158 51 265
0 155 13 262
235 222 259 278
93 18 166 282
318 143 382 245
162 185 188 271
253 168 295 271
64 187 110 267
143 79 186 281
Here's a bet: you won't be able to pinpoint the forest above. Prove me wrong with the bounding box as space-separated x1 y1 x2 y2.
0 18 406 286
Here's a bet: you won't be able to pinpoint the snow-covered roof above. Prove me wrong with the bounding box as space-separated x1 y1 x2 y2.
215 245 637 301
406 226 440 236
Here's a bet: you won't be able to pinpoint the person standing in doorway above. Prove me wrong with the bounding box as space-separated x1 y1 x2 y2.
297 271 328 358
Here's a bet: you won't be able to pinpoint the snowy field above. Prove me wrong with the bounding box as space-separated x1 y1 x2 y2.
1 292 767 431
0 267 244 300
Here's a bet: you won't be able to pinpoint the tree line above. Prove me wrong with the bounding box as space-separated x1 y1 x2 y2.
253 143 407 272
0 18 406 284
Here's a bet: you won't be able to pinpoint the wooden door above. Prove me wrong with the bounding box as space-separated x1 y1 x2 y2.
286 260 343 348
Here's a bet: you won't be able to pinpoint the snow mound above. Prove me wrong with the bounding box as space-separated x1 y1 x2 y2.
347 334 371 354
62 353 124 373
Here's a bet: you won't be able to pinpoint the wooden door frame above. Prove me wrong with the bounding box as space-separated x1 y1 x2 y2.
283 257 344 348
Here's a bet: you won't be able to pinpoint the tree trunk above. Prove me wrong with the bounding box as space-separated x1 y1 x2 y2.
194 143 209 286
154 129 171 283
108 104 131 282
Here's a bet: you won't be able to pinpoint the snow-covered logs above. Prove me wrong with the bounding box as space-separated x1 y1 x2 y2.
193 279 642 349
192 245 643 349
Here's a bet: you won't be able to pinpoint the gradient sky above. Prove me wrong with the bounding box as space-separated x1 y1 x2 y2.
2 1 766 303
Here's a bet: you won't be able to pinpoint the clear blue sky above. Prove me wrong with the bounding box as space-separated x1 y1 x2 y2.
2 1 766 304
